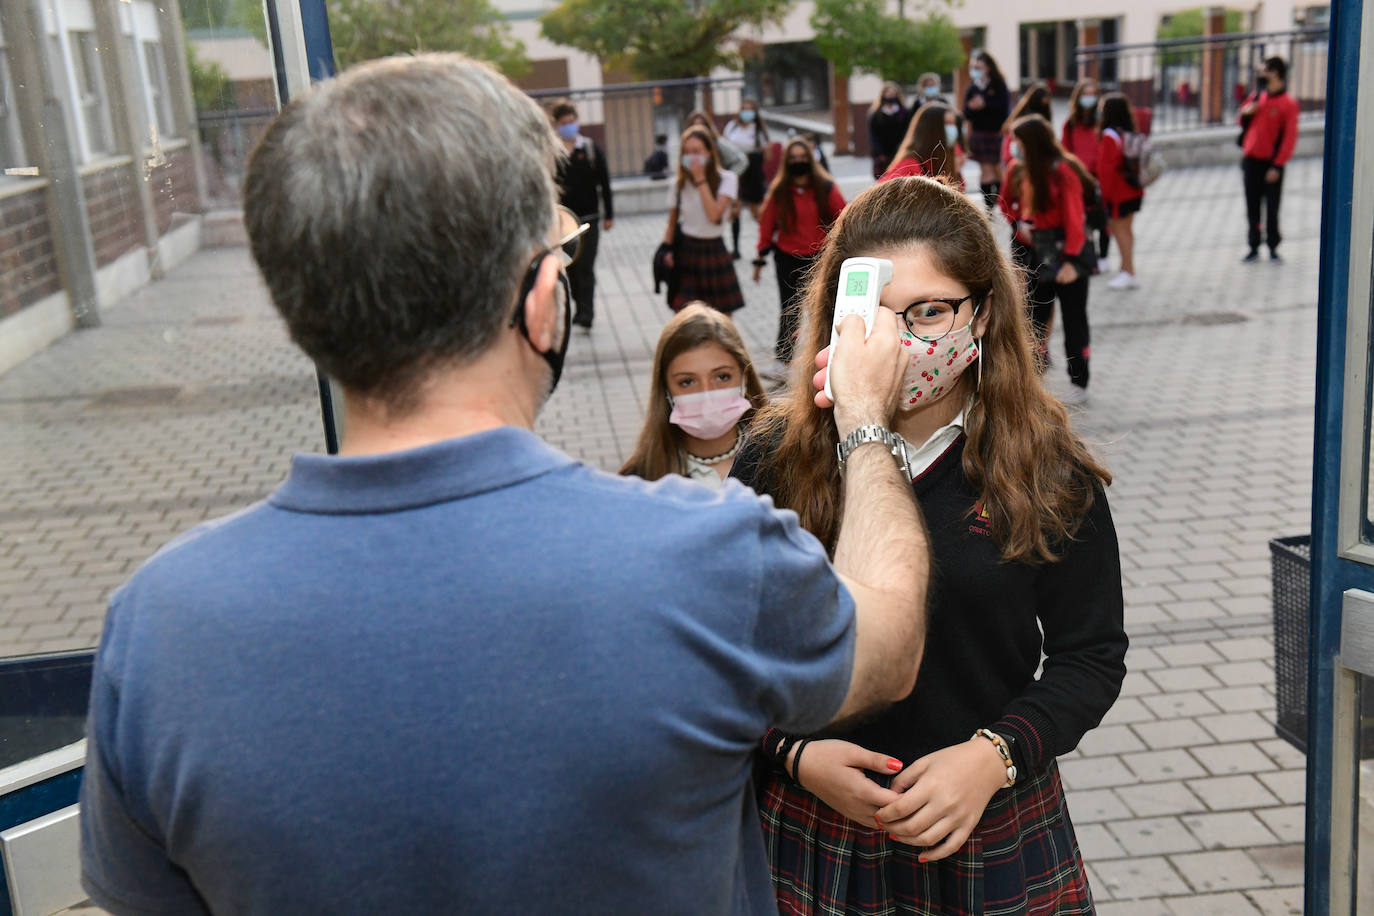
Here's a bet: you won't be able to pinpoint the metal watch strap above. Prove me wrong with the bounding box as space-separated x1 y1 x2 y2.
836 425 911 479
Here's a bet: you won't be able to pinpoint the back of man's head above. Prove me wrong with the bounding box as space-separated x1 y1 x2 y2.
243 54 559 412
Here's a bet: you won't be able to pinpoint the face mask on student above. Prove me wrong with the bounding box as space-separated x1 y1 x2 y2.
923 85 941 99
944 124 959 146
970 67 986 83
882 99 901 114
682 153 708 171
899 318 980 408
786 160 810 178
556 122 579 141
668 388 752 440
1078 95 1098 110
739 109 756 123
1009 140 1023 161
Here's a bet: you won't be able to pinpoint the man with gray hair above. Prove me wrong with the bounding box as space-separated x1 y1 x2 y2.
79 54 929 914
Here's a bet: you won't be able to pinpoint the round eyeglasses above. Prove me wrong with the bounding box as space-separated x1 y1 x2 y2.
555 205 591 267
898 295 981 342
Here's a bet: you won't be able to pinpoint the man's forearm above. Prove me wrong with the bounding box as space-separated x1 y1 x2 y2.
833 441 928 709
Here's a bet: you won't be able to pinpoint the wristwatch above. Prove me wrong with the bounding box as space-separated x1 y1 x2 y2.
836 425 911 479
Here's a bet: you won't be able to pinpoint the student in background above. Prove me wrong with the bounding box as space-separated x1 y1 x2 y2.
1001 115 1096 404
962 49 1011 211
915 72 949 108
723 99 771 259
551 100 613 330
1095 93 1145 290
661 126 745 314
1001 82 1053 168
644 133 670 179
1238 56 1299 263
880 103 964 191
1062 79 1109 272
620 303 767 487
868 81 913 180
754 137 846 366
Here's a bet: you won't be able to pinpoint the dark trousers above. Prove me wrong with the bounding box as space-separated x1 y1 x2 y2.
1097 226 1111 261
1016 239 1091 388
773 250 814 363
1242 157 1284 254
568 218 600 324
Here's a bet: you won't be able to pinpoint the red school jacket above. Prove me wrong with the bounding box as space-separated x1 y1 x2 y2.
1239 90 1300 166
1095 129 1145 207
998 159 1087 259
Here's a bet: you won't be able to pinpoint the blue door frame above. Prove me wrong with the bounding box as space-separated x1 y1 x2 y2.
1309 0 1370 908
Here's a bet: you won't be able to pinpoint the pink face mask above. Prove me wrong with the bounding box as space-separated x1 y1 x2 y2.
899 322 980 408
668 388 752 439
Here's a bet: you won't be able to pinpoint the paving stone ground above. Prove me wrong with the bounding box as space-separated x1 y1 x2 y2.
5 154 1327 913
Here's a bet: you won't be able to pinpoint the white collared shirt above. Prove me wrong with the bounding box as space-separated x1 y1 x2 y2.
905 402 970 480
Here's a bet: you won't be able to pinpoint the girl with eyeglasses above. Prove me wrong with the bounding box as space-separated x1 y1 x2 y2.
731 175 1125 916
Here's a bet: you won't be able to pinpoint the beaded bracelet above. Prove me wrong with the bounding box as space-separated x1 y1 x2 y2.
972 728 1017 788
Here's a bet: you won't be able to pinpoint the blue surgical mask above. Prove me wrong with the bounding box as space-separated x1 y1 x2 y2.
1078 95 1098 109
682 153 707 170
970 67 986 83
944 124 959 146
739 109 756 123
556 122 579 141
923 85 941 98
1010 140 1023 161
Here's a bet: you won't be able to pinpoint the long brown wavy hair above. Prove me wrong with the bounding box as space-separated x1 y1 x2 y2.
748 177 1110 563
620 303 768 481
1007 115 1093 215
675 126 723 197
893 103 961 183
760 137 836 236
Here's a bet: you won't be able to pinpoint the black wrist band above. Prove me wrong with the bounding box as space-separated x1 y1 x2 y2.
790 738 812 783
752 258 767 267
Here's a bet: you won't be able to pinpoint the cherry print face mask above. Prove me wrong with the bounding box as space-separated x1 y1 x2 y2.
898 319 980 409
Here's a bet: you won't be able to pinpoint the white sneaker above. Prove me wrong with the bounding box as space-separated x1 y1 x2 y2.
1107 270 1138 290
1098 257 1111 273
1060 385 1089 405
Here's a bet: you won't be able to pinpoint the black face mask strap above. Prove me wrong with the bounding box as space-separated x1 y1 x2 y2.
512 252 571 391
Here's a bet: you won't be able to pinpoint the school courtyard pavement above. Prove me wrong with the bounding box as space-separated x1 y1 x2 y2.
4 154 1328 914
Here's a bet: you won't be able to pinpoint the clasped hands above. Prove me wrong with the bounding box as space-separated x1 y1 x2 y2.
790 737 1008 863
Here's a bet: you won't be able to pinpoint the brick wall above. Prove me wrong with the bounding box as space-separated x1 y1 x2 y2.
0 187 62 318
83 165 142 268
150 147 201 236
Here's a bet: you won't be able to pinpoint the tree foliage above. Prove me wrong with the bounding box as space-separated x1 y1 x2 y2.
326 0 529 76
1157 7 1245 41
811 0 964 85
178 0 267 45
186 45 233 112
540 0 794 80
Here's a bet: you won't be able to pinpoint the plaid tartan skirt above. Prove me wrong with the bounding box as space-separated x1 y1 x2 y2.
967 130 1004 166
672 234 745 313
760 759 1095 916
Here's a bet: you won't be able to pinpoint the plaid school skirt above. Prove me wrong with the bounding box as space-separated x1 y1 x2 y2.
760 759 1095 916
967 130 1003 166
672 234 745 313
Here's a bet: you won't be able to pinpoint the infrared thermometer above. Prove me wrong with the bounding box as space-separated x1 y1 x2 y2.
823 257 895 403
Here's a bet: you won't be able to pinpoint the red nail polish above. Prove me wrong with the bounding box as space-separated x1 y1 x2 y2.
918 855 928 863
887 758 902 772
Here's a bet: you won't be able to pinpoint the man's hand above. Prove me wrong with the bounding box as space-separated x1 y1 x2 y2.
1266 167 1281 184
793 739 904 826
875 738 1007 862
828 309 906 438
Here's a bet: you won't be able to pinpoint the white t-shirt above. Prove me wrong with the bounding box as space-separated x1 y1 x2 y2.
668 171 739 240
722 121 763 150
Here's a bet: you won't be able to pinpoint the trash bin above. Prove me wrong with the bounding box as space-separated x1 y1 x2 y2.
1270 534 1374 757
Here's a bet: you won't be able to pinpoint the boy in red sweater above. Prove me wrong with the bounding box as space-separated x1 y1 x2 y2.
1239 56 1300 262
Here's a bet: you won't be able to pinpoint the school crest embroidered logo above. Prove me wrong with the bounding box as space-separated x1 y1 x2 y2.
969 500 992 537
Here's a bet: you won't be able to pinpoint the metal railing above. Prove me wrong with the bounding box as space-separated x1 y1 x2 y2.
1076 28 1327 135
528 76 748 180
197 108 277 208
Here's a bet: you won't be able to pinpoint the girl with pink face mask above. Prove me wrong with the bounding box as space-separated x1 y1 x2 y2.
730 176 1126 915
620 303 768 488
